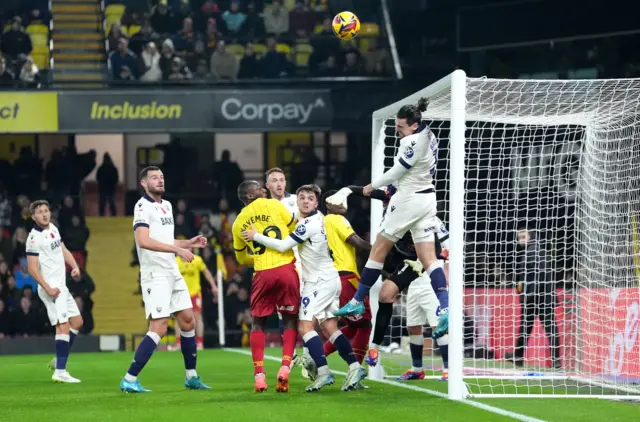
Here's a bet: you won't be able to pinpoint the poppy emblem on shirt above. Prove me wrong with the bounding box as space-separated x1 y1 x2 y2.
50 233 55 239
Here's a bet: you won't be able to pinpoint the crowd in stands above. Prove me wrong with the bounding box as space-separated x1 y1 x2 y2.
107 0 392 82
0 1 49 88
0 145 102 338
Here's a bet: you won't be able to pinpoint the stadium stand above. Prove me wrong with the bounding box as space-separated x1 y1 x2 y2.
104 0 389 83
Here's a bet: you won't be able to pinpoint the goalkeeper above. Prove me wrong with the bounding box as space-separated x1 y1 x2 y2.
325 187 450 378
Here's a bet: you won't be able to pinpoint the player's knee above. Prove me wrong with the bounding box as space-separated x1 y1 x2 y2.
297 320 314 337
56 322 70 335
251 317 267 332
149 319 169 338
70 316 84 330
379 281 398 303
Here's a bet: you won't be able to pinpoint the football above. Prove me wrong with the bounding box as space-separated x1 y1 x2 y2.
332 11 360 40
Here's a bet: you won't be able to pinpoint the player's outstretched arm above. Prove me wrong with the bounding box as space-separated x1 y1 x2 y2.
26 255 59 298
135 226 194 262
241 225 298 253
346 233 372 253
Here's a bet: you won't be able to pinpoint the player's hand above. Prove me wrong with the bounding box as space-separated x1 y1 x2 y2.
363 184 374 196
190 235 207 248
46 286 61 298
70 267 81 281
177 248 194 262
440 248 449 260
326 187 352 209
241 224 258 242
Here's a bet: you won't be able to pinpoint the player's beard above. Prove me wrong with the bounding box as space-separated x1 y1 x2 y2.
148 185 164 196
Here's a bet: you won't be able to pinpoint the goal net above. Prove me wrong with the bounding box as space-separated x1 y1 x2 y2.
370 70 640 399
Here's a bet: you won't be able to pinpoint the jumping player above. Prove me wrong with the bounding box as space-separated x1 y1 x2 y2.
175 253 219 350
332 97 450 340
231 180 299 393
27 200 84 383
320 189 373 364
242 185 367 392
120 166 211 393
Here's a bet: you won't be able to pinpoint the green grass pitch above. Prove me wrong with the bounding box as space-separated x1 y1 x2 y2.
1 348 638 422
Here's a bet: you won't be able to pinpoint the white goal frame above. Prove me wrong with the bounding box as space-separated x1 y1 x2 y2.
369 69 640 401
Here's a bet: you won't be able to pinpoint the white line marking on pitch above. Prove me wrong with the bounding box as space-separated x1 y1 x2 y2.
223 348 546 422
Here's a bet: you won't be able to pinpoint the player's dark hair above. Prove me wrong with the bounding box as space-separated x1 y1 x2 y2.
296 184 321 200
237 180 261 205
396 97 429 126
320 190 337 214
265 167 285 180
139 166 161 180
29 200 50 215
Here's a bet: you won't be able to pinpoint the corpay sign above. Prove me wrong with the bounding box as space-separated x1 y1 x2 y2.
213 90 332 129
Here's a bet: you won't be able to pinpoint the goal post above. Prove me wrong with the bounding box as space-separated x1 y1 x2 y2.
369 70 640 400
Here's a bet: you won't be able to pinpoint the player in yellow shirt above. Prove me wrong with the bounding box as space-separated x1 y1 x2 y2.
231 180 299 393
321 190 373 364
175 254 219 350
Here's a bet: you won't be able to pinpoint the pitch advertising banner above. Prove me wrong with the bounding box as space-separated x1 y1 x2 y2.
212 90 332 130
0 92 58 133
57 91 213 132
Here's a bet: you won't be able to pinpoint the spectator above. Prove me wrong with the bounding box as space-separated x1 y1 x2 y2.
343 51 364 76
316 54 340 77
176 0 193 22
261 37 292 78
150 0 176 34
45 149 68 207
194 59 211 79
210 40 239 80
0 186 11 231
0 57 15 87
363 38 392 75
13 296 39 336
173 17 198 54
18 56 39 87
186 38 208 72
209 197 236 251
58 195 84 230
168 56 193 81
289 0 316 37
0 261 10 285
204 18 222 54
12 195 32 230
14 257 37 291
0 299 12 337
1 17 32 64
176 199 195 232
67 268 95 303
213 150 244 206
107 22 128 52
199 1 222 33
138 41 163 82
10 227 28 267
309 16 339 71
3 276 21 311
160 38 177 79
13 146 42 198
240 2 265 39
23 8 50 27
238 43 261 79
222 0 246 35
371 59 389 76
129 20 157 55
96 152 119 216
62 216 90 258
109 38 138 80
264 0 289 37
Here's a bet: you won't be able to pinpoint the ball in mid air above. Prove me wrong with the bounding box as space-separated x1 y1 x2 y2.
332 11 360 40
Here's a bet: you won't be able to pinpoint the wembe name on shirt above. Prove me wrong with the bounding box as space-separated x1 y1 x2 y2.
239 214 272 232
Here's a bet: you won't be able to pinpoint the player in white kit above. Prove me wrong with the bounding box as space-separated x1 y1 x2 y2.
332 97 450 339
26 200 83 383
241 184 367 392
120 166 211 393
264 167 314 371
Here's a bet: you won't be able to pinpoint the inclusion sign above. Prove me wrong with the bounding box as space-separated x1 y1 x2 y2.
213 90 332 130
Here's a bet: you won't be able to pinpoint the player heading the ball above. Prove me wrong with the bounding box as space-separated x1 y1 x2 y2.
332 97 450 339
120 166 211 393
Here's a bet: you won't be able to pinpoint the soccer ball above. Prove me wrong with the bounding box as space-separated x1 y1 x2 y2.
332 11 360 40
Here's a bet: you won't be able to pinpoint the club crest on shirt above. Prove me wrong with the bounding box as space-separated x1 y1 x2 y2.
295 224 307 236
404 145 414 158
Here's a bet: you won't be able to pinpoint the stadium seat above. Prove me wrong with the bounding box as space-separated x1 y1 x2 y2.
32 52 49 69
276 43 290 55
360 22 380 36
105 4 126 18
127 24 141 36
252 43 267 57
313 24 323 34
293 43 312 67
226 44 245 60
